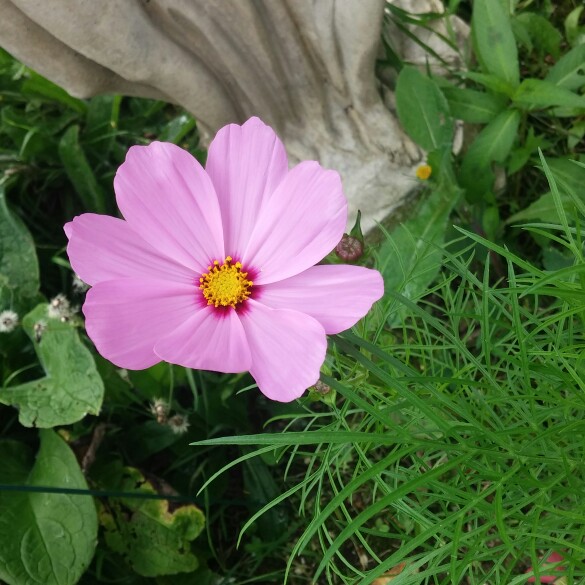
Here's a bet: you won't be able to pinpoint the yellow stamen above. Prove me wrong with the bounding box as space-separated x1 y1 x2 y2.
416 164 432 180
199 256 253 308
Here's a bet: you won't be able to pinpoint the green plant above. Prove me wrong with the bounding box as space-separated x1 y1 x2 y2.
193 153 585 583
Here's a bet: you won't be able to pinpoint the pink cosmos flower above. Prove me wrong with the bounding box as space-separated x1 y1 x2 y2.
65 117 383 402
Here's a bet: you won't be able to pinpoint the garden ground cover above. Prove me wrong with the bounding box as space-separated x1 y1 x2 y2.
1 1 585 583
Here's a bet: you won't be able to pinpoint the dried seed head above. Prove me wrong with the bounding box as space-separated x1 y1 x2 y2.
335 234 363 262
150 398 170 424
168 414 190 435
0 310 19 333
48 294 73 321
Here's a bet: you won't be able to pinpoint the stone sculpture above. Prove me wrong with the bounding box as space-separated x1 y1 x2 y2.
0 0 464 230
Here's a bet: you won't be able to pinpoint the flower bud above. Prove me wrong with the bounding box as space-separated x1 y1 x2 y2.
335 234 363 262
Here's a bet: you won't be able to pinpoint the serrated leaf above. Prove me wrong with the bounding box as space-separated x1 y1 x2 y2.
546 44 585 91
58 125 107 213
0 184 40 302
395 67 454 151
0 303 104 427
459 109 520 199
441 86 508 123
0 430 98 585
512 79 585 110
472 0 519 88
377 185 459 327
98 466 204 577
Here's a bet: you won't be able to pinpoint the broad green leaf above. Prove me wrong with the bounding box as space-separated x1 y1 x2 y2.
21 71 87 114
472 0 519 88
568 119 585 150
565 6 585 47
510 16 532 52
0 303 104 427
546 44 585 91
85 95 121 157
123 420 184 464
158 113 196 143
505 192 569 224
0 184 39 303
395 67 453 151
544 157 585 194
98 465 204 577
377 184 459 326
58 125 107 213
513 13 562 59
506 158 585 223
542 247 574 272
512 79 585 110
243 453 289 541
459 109 520 199
507 127 549 174
459 71 516 97
441 86 508 123
0 430 98 585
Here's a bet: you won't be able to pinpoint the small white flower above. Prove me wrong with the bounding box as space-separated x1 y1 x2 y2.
72 273 89 293
48 294 73 321
167 414 190 435
150 397 170 424
0 310 19 333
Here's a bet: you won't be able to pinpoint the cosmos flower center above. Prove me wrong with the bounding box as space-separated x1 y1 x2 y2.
199 256 253 308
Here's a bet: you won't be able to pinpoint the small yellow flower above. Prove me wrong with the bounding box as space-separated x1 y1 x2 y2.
416 164 432 180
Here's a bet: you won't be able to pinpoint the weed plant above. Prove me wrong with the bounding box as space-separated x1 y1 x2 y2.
195 156 585 584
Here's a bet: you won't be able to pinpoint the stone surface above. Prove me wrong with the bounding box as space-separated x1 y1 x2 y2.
0 0 465 230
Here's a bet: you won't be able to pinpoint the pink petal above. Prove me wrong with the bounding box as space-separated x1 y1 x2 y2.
83 278 199 369
240 300 326 402
154 307 251 373
258 264 384 334
526 552 565 583
65 214 195 286
114 141 225 274
206 117 288 258
242 161 347 285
